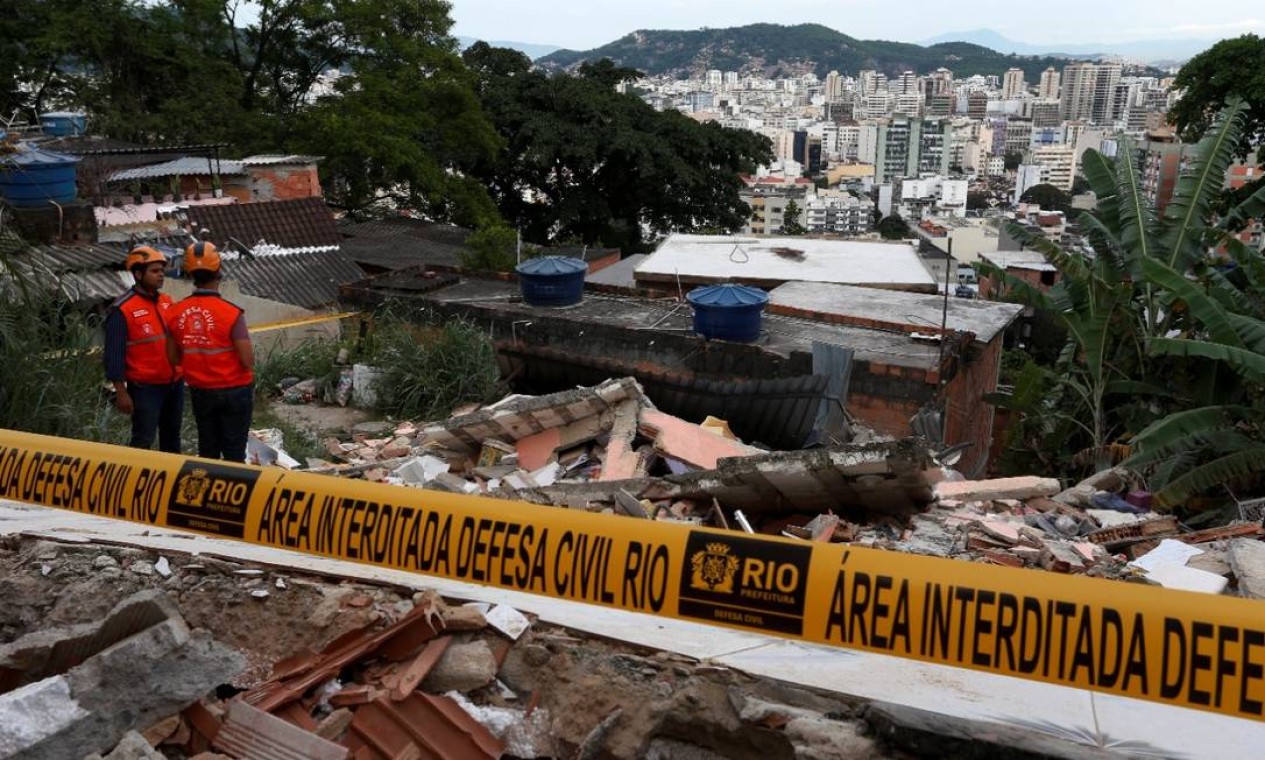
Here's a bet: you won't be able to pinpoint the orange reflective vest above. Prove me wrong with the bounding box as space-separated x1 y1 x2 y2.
168 292 254 390
113 289 181 385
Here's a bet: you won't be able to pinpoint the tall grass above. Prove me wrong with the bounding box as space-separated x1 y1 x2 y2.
0 251 126 442
370 317 504 422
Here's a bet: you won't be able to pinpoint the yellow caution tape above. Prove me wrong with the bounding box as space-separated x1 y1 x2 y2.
0 428 1262 721
247 311 361 334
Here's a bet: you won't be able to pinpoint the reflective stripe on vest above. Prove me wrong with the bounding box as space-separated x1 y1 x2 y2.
118 290 180 385
169 293 253 390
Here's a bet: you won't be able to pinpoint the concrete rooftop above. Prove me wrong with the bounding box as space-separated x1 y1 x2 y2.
635 234 936 290
768 282 1024 343
423 279 944 370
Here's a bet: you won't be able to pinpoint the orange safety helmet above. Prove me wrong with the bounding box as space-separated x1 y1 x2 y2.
184 241 221 274
124 245 167 272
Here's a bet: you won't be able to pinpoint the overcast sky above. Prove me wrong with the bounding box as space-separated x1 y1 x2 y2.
448 0 1265 50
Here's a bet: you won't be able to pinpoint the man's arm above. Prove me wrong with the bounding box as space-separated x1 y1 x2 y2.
231 313 254 369
102 308 132 414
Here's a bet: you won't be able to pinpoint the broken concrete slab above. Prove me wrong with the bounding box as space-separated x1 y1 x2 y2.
516 412 610 471
0 597 243 760
638 408 762 470
1228 539 1265 600
862 701 1130 760
0 589 179 692
420 377 651 454
600 400 649 482
934 477 1061 503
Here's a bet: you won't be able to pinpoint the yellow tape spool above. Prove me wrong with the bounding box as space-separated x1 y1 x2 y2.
0 428 1262 722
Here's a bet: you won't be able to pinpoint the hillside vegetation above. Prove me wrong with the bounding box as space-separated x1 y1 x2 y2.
537 23 1075 80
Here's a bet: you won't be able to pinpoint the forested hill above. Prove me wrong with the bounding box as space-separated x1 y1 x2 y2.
537 23 1075 80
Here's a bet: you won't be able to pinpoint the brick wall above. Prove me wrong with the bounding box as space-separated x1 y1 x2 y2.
940 335 1004 476
248 165 322 202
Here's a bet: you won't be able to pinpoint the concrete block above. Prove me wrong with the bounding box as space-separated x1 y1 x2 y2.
421 640 498 693
1228 539 1265 599
934 476 1060 503
103 730 165 759
1 614 243 760
0 676 92 757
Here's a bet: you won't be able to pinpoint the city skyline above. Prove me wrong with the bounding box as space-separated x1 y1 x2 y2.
448 0 1264 52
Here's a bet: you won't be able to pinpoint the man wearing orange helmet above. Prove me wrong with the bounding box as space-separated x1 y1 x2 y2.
103 245 184 452
166 242 255 462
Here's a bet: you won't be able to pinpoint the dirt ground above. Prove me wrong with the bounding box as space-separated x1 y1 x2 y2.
265 399 375 440
0 533 897 760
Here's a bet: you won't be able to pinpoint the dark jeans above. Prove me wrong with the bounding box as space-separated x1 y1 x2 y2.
189 384 254 462
127 380 184 454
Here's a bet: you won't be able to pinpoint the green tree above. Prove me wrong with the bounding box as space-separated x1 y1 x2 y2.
1018 183 1072 213
966 191 992 211
1169 35 1265 161
1003 150 1024 171
875 214 910 240
464 48 773 252
459 224 519 272
984 101 1265 491
781 199 807 235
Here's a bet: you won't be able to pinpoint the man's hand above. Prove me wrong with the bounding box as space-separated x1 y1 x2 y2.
114 388 134 415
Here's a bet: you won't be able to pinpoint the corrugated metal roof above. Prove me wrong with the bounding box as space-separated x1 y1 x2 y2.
21 243 121 271
0 254 129 305
108 157 246 182
339 218 470 271
188 197 341 249
241 154 322 165
224 249 363 308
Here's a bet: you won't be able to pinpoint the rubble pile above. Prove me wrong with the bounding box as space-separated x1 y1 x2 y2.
0 536 932 760
290 378 1265 597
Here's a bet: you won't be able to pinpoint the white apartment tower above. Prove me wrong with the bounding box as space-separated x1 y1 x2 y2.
1060 62 1123 123
1033 145 1077 192
1001 68 1026 99
893 71 919 95
706 69 723 89
824 70 846 102
1038 67 1061 99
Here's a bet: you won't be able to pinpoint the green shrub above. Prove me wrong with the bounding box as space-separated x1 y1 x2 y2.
371 318 504 421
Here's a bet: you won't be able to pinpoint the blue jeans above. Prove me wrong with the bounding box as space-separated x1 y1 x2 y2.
189 384 254 462
127 380 185 454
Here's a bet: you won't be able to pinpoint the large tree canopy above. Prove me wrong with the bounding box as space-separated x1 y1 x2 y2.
464 45 773 252
2 0 498 221
1018 183 1072 213
1170 34 1265 161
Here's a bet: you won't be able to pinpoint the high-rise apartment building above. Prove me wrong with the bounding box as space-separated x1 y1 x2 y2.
1032 145 1077 192
1038 67 1061 99
1029 99 1062 128
893 71 919 95
1060 62 1123 123
967 92 988 120
824 70 846 102
706 69 723 89
1002 68 1026 99
875 118 920 183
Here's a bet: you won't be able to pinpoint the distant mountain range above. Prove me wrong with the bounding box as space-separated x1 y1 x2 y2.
455 36 560 60
920 28 1215 64
536 23 1098 80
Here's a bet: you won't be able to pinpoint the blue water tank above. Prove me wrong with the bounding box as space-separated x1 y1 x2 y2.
39 111 87 137
516 256 587 307
0 144 80 207
687 283 768 343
